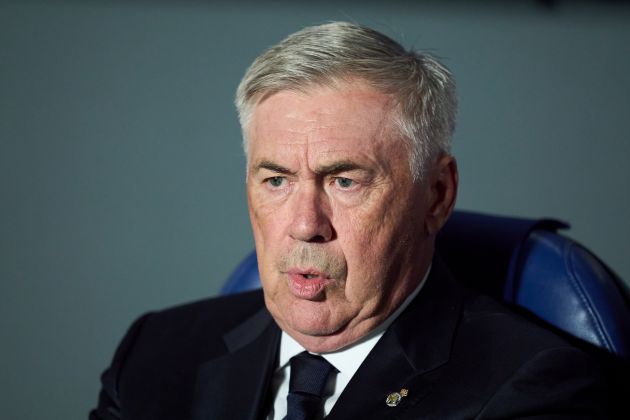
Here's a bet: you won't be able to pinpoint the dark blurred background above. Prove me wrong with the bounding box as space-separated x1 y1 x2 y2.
1 0 629 418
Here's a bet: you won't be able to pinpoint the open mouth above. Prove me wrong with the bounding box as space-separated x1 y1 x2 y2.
287 268 327 280
286 269 331 299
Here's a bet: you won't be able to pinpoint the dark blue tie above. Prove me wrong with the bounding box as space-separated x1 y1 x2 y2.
284 351 336 420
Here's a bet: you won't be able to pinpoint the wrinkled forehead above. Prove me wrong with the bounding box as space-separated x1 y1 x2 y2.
249 84 398 150
246 81 400 145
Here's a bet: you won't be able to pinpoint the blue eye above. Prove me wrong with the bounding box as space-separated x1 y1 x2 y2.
267 176 285 187
336 177 354 188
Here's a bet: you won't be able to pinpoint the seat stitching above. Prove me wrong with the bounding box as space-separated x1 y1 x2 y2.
564 241 615 352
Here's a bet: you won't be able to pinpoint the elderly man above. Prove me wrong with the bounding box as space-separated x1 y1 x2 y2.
91 22 606 419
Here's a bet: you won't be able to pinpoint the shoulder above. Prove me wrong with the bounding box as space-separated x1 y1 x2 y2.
458 290 571 356
429 258 579 359
449 285 600 380
91 290 269 418
109 288 267 362
124 289 267 360
140 289 267 338
420 259 575 359
402 262 609 417
452 290 608 417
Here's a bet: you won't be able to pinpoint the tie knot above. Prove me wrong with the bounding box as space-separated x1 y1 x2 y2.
289 351 336 397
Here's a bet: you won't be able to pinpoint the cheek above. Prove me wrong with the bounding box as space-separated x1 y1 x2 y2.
249 196 278 278
333 213 388 294
335 189 416 282
249 192 285 240
338 192 398 251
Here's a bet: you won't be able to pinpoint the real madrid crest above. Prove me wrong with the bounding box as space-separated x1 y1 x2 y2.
385 388 409 407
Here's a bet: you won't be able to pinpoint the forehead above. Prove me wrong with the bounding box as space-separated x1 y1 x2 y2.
246 81 401 161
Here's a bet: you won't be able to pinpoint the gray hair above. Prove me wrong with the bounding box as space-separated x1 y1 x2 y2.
235 21 457 181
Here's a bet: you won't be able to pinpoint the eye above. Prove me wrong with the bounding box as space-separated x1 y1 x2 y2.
266 176 286 188
335 177 354 189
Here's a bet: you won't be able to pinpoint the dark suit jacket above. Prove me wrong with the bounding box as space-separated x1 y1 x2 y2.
91 259 608 419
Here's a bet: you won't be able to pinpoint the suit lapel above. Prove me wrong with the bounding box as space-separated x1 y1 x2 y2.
327 259 465 419
192 307 281 420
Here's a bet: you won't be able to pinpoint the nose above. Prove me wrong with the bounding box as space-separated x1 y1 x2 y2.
288 184 333 243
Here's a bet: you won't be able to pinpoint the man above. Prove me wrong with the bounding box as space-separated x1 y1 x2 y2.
91 22 607 419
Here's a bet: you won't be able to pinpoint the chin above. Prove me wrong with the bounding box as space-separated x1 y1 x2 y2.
292 322 338 337
285 304 343 336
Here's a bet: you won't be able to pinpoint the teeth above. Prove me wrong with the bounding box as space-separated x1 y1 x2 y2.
304 274 316 279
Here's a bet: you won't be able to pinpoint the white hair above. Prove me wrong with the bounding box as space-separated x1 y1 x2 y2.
235 21 457 181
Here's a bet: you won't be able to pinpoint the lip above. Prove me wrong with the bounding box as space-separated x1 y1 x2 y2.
285 268 332 300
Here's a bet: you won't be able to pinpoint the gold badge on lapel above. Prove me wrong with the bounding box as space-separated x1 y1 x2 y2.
385 388 409 407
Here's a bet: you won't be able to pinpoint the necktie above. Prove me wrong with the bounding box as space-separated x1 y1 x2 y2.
284 351 336 420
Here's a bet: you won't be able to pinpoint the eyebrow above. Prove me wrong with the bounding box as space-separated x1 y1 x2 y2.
252 159 371 176
253 160 295 175
315 161 367 175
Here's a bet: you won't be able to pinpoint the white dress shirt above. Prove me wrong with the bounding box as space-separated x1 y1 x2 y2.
266 266 430 419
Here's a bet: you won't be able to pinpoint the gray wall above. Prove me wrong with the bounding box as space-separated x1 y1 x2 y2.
1 1 629 418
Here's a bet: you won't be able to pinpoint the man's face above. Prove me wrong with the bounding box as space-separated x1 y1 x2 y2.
246 80 451 352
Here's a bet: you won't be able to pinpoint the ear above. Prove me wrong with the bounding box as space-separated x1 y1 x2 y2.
424 155 458 236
